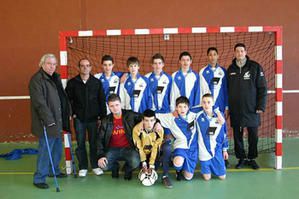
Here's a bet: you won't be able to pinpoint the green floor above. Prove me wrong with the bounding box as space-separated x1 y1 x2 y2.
0 138 299 199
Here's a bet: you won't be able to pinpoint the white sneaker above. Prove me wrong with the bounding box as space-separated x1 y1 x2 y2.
78 169 88 177
92 168 104 176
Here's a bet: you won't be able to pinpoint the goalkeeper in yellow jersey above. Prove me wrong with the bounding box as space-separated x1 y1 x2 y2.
133 109 164 174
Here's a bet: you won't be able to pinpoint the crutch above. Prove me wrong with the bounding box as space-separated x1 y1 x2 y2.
43 126 60 192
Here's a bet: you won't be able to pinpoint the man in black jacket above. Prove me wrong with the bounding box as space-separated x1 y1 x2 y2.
29 54 71 189
97 94 141 180
227 43 267 170
66 58 106 177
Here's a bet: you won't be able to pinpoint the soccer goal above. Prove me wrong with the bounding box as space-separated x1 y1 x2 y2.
59 26 283 171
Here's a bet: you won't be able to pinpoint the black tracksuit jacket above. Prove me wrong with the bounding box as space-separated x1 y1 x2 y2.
227 56 267 127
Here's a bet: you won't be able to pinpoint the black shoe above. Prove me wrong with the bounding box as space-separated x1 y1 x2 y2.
248 159 260 170
235 159 246 169
33 183 49 189
225 160 230 168
124 171 132 180
48 173 67 178
162 176 173 188
112 166 119 178
176 170 183 181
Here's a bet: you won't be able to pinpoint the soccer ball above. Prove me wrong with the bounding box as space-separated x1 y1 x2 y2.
138 169 158 186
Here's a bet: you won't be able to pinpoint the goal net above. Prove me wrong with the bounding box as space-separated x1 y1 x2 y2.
59 26 283 169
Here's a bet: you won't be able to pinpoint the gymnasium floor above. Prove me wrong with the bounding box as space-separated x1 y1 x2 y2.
0 138 298 199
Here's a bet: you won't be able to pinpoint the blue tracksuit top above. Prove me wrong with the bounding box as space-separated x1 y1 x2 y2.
199 64 228 113
145 71 172 113
170 68 200 111
119 73 153 113
196 110 228 161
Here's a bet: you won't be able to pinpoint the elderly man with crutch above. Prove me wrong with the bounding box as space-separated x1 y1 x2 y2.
29 53 71 191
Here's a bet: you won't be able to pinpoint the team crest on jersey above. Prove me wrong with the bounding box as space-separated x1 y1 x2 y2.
243 71 251 80
113 79 119 84
218 71 223 76
139 83 144 88
162 80 167 84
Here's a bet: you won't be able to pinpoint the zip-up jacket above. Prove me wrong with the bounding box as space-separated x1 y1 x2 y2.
97 110 142 159
66 74 106 122
227 56 267 127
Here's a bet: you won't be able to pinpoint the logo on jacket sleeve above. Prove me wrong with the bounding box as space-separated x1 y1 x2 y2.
243 71 251 80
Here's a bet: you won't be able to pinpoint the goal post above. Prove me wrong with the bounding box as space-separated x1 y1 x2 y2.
59 26 283 172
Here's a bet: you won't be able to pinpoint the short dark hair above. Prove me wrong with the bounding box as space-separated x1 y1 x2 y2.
107 94 121 103
202 93 213 100
179 51 192 60
207 47 218 55
101 55 114 64
234 43 246 51
78 58 91 67
127 56 140 67
152 53 165 64
143 109 156 119
175 96 189 107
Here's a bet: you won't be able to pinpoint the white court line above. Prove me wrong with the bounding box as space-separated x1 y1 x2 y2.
0 90 299 100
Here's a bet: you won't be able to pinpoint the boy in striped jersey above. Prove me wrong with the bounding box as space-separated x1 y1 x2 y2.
94 55 123 114
119 56 152 113
197 94 228 180
199 47 228 116
170 51 200 111
156 96 198 181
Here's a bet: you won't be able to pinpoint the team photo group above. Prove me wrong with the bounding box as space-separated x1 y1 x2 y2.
29 42 267 189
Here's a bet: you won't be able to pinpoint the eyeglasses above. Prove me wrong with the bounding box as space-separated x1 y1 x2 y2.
80 64 91 67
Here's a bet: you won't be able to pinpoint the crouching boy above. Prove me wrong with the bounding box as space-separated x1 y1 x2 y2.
197 93 229 180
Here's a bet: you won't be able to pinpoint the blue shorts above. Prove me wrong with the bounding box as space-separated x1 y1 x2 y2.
200 151 226 176
174 148 198 173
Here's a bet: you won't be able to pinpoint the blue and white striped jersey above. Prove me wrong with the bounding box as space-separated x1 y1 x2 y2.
145 71 172 113
94 72 123 114
119 73 152 113
170 69 200 111
156 112 198 150
196 110 228 161
199 64 228 113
